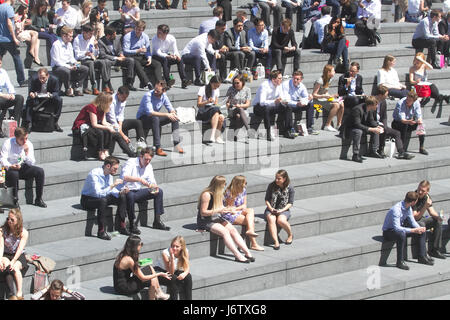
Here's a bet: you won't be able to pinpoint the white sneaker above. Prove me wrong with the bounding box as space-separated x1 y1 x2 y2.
324 125 338 132
215 136 225 144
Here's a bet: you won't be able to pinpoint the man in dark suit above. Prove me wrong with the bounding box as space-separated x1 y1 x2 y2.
340 95 383 163
98 26 136 92
212 20 228 80
374 84 414 160
224 18 255 72
236 10 255 35
23 68 63 132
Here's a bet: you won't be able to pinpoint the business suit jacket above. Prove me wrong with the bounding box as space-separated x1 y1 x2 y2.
224 28 248 51
377 99 388 128
98 36 124 61
270 27 298 50
346 102 377 133
338 73 364 97
29 74 60 97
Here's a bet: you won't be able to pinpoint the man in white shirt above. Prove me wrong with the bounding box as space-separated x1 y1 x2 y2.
73 24 108 95
121 147 170 231
54 0 78 29
314 6 332 46
252 70 294 140
151 24 191 89
50 26 88 97
355 0 382 46
181 29 220 86
0 56 24 136
0 127 46 207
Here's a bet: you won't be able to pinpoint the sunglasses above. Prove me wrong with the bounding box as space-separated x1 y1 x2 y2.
6 217 15 222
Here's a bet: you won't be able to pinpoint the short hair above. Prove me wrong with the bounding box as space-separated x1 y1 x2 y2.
236 10 247 18
215 19 226 28
140 147 155 157
321 5 332 15
407 90 418 101
104 156 120 167
135 20 146 30
292 70 303 78
82 24 94 33
104 25 116 36
213 6 223 17
404 191 419 203
254 18 264 26
376 84 389 96
60 26 73 36
270 70 282 80
37 67 49 75
350 61 360 70
365 95 378 106
155 80 168 91
98 0 106 3
15 127 28 138
418 180 431 190
281 18 292 28
117 85 129 96
157 24 170 34
233 17 243 25
207 29 219 41
430 9 441 18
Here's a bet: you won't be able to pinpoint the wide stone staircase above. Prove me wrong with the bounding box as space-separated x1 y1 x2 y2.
1 0 450 300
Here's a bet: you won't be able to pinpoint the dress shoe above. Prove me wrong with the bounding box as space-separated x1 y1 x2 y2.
377 150 386 158
147 82 154 90
153 221 170 231
65 88 74 97
397 152 415 160
181 79 192 89
420 96 431 107
418 255 434 265
396 261 409 270
83 89 92 95
126 84 137 91
244 255 256 262
429 249 446 259
419 148 429 155
118 226 131 236
93 88 100 95
97 231 112 240
235 257 250 263
194 79 204 86
352 154 363 163
130 226 141 235
74 90 84 96
367 151 385 159
34 198 47 208
55 123 63 132
156 148 167 156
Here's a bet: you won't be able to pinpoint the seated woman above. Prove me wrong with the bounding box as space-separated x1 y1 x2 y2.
120 0 140 34
225 74 251 143
197 175 255 263
377 55 408 99
409 52 450 107
114 235 172 300
72 93 136 160
224 175 265 251
265 170 295 250
196 76 225 144
75 0 93 35
154 236 192 300
312 64 344 132
31 279 85 300
15 5 42 66
0 209 29 300
30 0 58 48
322 17 349 72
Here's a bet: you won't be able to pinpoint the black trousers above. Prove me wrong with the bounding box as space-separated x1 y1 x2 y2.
126 188 165 224
83 127 113 151
80 193 129 233
154 266 193 300
0 95 24 126
412 38 438 65
417 215 442 252
122 119 145 140
271 48 301 75
139 115 180 149
391 120 424 152
253 103 293 132
152 55 187 83
383 227 426 264
378 126 405 154
341 128 379 157
291 101 314 129
52 65 89 91
355 19 377 45
24 96 63 124
5 164 45 201
110 132 136 157
257 1 282 28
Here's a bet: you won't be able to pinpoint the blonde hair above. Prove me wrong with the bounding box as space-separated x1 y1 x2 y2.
81 0 92 14
171 236 189 271
1 208 24 238
92 92 113 113
198 175 226 211
382 55 395 70
321 64 334 88
225 175 246 200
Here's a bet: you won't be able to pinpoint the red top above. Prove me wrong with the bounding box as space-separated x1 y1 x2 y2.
72 104 104 130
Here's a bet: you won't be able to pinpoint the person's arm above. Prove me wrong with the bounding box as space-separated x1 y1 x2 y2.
50 41 72 68
89 111 114 131
312 81 330 99
409 67 419 86
337 75 348 97
122 33 138 56
122 257 170 282
23 141 36 166
0 229 4 270
199 192 224 217
98 40 117 61
31 284 50 300
0 140 13 169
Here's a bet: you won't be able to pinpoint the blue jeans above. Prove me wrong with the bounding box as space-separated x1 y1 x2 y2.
323 38 349 68
0 42 25 85
181 52 216 81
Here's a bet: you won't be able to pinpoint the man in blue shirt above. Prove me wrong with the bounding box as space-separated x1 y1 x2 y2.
248 18 271 78
137 81 183 157
80 156 133 240
0 0 26 87
123 20 162 90
382 191 432 270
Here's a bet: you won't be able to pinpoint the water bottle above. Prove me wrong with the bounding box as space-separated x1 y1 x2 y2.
89 44 93 53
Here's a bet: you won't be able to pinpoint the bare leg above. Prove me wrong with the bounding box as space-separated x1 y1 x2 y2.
266 214 279 247
337 102 344 127
210 222 246 261
209 112 219 141
12 261 23 298
226 223 252 258
325 103 339 127
277 215 293 243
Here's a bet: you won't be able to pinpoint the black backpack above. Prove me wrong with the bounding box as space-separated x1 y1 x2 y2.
31 99 57 132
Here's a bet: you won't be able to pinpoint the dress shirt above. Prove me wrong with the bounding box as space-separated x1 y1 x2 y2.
0 68 15 94
314 14 332 44
392 97 422 121
232 29 241 50
181 33 215 70
151 34 180 58
136 90 173 119
54 6 78 28
252 79 285 107
408 0 421 15
0 138 35 169
412 17 440 40
282 79 309 107
81 167 119 198
248 27 269 51
0 3 15 42
382 201 420 233
50 38 77 68
122 31 151 58
198 16 219 35
73 34 99 61
377 68 401 88
357 0 381 19
106 93 126 125
121 157 157 190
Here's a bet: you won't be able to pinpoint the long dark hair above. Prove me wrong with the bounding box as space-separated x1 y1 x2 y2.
205 75 221 99
269 169 290 192
33 0 48 16
328 17 344 39
43 279 64 300
115 235 142 273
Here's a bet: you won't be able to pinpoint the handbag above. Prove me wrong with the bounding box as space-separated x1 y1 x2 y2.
0 187 17 208
201 69 215 85
414 84 431 98
223 68 239 84
33 270 49 293
256 63 265 79
384 138 396 159
32 111 56 132
176 107 196 124
416 123 426 136
2 118 17 137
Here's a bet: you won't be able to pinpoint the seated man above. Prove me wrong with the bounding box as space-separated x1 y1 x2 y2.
121 147 170 231
106 85 146 151
80 156 133 241
23 68 63 132
254 0 282 33
236 10 255 34
50 26 89 96
248 18 271 79
314 5 332 48
136 80 184 157
54 0 78 30
374 85 414 160
412 10 449 69
198 6 223 35
282 0 303 32
0 127 46 207
123 20 163 90
355 0 382 47
181 29 219 86
413 180 446 260
151 24 191 89
98 26 136 92
212 20 229 81
382 191 432 270
282 70 316 134
270 19 301 76
252 70 294 140
223 18 255 72
0 56 24 136
340 96 383 163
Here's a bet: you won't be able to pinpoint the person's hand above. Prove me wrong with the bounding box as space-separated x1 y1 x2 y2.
0 260 6 271
10 164 21 170
107 125 116 133
313 1 319 6
123 135 131 144
241 46 251 53
114 178 123 187
177 272 187 280
146 57 152 66
120 186 129 195
140 178 150 187
275 97 283 105
272 208 280 215
358 1 365 8
214 52 221 59
283 47 290 53
207 97 214 104
160 272 172 280
426 197 432 208
29 92 36 99
117 55 125 62
346 77 353 86
413 227 426 234
167 113 179 122
8 259 16 271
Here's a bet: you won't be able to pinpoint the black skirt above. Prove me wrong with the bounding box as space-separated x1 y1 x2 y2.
196 105 221 122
